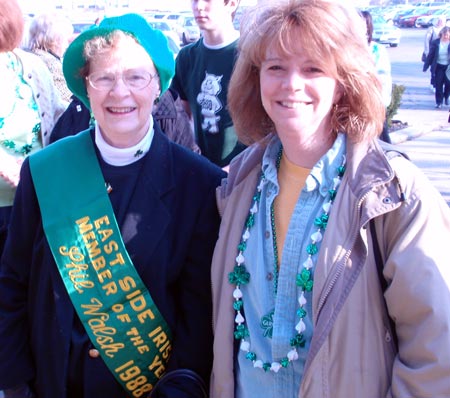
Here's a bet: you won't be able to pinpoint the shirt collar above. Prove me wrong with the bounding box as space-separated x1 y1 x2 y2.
261 133 347 196
94 118 154 166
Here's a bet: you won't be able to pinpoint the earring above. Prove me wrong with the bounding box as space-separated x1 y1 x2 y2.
154 96 160 105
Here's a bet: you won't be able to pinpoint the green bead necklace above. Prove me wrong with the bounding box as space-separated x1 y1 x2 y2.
0 121 41 155
228 148 346 373
0 52 41 156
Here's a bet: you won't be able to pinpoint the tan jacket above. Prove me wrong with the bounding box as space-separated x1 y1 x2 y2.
211 136 450 398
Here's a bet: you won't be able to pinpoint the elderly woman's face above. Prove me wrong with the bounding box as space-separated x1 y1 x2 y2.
86 36 160 148
260 43 340 144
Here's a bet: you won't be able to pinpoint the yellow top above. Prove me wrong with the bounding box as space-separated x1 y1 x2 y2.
273 153 310 265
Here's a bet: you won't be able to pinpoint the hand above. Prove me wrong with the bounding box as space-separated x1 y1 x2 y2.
3 384 35 398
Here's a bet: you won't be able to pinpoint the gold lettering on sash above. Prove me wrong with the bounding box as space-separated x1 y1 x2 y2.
161 342 172 360
60 246 94 293
110 252 125 266
148 355 165 378
115 360 153 397
98 228 114 242
103 281 118 295
104 240 119 254
70 216 127 296
127 327 150 353
152 331 168 348
119 276 136 291
82 230 96 244
76 216 93 234
98 269 112 283
94 215 109 228
148 326 162 338
150 329 172 360
137 309 155 323
92 255 106 271
127 289 146 312
81 298 125 358
85 239 101 258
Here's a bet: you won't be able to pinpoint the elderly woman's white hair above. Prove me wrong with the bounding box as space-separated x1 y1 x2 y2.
28 12 73 58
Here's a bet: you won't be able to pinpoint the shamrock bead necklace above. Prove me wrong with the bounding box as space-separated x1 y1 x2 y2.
0 52 41 156
228 148 346 373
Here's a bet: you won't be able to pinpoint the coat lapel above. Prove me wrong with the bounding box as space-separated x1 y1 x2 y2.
119 126 175 263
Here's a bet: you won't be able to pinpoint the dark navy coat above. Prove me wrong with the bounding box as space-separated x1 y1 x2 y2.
0 124 225 397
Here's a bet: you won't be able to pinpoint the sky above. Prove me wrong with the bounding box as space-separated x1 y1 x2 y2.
19 0 258 15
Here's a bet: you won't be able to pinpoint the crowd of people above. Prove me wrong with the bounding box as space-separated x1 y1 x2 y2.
1 0 450 397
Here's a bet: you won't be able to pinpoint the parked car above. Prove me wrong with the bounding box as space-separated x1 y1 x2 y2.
162 12 187 31
382 5 414 23
393 7 416 26
146 19 181 57
416 6 450 28
70 21 94 42
372 16 401 47
397 7 432 28
179 16 200 45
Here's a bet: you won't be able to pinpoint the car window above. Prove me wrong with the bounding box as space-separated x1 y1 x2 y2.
185 18 196 27
72 23 92 34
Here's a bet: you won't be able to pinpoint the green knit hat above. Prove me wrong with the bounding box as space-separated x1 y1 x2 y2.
63 13 175 110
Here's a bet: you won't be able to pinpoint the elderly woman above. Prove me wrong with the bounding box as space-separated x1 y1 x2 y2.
28 12 74 102
0 0 66 257
210 1 450 397
0 13 225 398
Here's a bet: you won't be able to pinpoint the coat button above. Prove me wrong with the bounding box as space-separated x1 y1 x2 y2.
89 349 100 358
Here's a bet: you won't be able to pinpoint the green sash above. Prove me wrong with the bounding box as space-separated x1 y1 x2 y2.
29 131 172 397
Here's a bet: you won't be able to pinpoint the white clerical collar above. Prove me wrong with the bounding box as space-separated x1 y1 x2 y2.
94 119 154 166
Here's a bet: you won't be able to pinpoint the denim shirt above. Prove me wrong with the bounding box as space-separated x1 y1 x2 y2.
235 133 346 398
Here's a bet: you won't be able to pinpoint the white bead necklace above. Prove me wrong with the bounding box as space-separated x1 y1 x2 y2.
228 149 346 373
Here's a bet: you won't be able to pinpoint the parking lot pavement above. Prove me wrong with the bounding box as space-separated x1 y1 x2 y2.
390 106 449 144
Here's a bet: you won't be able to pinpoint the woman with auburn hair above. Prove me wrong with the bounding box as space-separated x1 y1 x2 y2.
210 0 450 397
0 0 66 257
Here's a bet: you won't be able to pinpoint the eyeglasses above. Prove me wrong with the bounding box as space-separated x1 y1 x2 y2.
86 70 156 91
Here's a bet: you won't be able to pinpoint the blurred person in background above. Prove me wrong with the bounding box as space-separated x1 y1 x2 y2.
29 12 74 102
361 10 392 143
0 13 224 398
423 16 445 93
423 25 450 109
0 0 66 257
170 0 246 169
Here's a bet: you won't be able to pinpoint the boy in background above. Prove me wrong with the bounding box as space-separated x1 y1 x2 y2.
170 0 245 168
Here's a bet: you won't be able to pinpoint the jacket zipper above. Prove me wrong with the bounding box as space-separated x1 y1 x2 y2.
316 189 371 317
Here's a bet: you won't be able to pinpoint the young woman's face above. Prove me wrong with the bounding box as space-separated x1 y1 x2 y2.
260 44 340 144
86 36 160 148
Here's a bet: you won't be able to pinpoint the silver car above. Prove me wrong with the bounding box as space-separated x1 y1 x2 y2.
372 16 401 47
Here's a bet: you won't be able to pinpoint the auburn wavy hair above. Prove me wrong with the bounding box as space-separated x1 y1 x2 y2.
0 0 25 51
228 0 385 145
